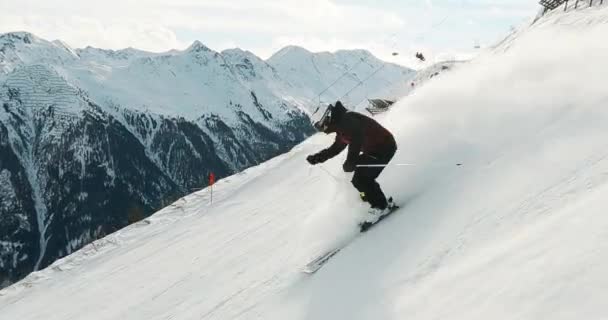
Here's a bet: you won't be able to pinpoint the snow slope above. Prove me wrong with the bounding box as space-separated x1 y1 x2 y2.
0 31 415 286
3 5 608 320
402 60 468 95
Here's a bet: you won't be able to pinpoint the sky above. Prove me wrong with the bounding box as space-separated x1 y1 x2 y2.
0 0 539 67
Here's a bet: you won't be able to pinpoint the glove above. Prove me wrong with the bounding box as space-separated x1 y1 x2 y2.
306 154 322 165
342 161 356 172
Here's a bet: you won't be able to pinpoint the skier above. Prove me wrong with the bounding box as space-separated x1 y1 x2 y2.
306 101 397 223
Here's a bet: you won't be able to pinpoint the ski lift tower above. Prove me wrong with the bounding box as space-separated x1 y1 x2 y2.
539 0 567 13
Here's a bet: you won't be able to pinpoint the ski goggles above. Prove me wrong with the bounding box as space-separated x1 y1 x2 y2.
312 104 333 132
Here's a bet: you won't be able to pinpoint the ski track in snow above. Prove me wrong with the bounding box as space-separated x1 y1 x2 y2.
3 4 608 320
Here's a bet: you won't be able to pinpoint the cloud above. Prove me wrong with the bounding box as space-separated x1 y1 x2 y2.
0 14 186 52
0 0 410 60
0 0 404 46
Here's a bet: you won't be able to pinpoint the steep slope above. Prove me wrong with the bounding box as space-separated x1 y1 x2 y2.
0 42 311 287
0 3 608 319
2 4 608 319
0 32 414 287
403 60 467 95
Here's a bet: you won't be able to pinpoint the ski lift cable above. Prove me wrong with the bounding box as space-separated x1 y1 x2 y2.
351 77 394 110
348 31 411 108
347 33 408 109
312 13 450 114
311 30 396 115
312 9 454 116
312 57 368 115
338 41 398 110
339 63 386 102
430 15 449 30
415 15 449 41
345 16 450 110
409 14 450 57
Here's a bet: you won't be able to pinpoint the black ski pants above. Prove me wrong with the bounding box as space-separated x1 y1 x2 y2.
351 144 396 209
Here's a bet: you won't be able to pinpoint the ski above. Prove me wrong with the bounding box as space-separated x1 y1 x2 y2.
302 201 400 274
302 248 342 274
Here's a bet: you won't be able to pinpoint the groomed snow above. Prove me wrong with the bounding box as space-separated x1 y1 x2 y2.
2 5 608 320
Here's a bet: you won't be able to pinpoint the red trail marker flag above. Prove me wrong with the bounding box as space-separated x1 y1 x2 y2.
208 172 215 204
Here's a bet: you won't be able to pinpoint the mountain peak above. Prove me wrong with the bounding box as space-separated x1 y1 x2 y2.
281 45 311 53
267 45 313 64
271 45 311 57
0 31 39 45
221 48 247 55
186 40 212 53
221 48 261 62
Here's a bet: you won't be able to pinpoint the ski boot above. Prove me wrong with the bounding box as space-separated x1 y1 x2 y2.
360 197 397 232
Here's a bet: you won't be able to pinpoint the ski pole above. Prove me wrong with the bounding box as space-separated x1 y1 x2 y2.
357 163 463 168
317 165 341 181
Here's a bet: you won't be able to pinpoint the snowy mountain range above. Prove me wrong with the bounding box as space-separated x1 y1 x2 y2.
3 3 608 318
0 31 415 287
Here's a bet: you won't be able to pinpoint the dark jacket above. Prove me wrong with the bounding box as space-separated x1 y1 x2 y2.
316 102 396 165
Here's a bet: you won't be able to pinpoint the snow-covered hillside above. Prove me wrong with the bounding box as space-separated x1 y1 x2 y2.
3 4 608 319
399 59 468 97
1 33 413 119
269 46 414 111
0 32 414 287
